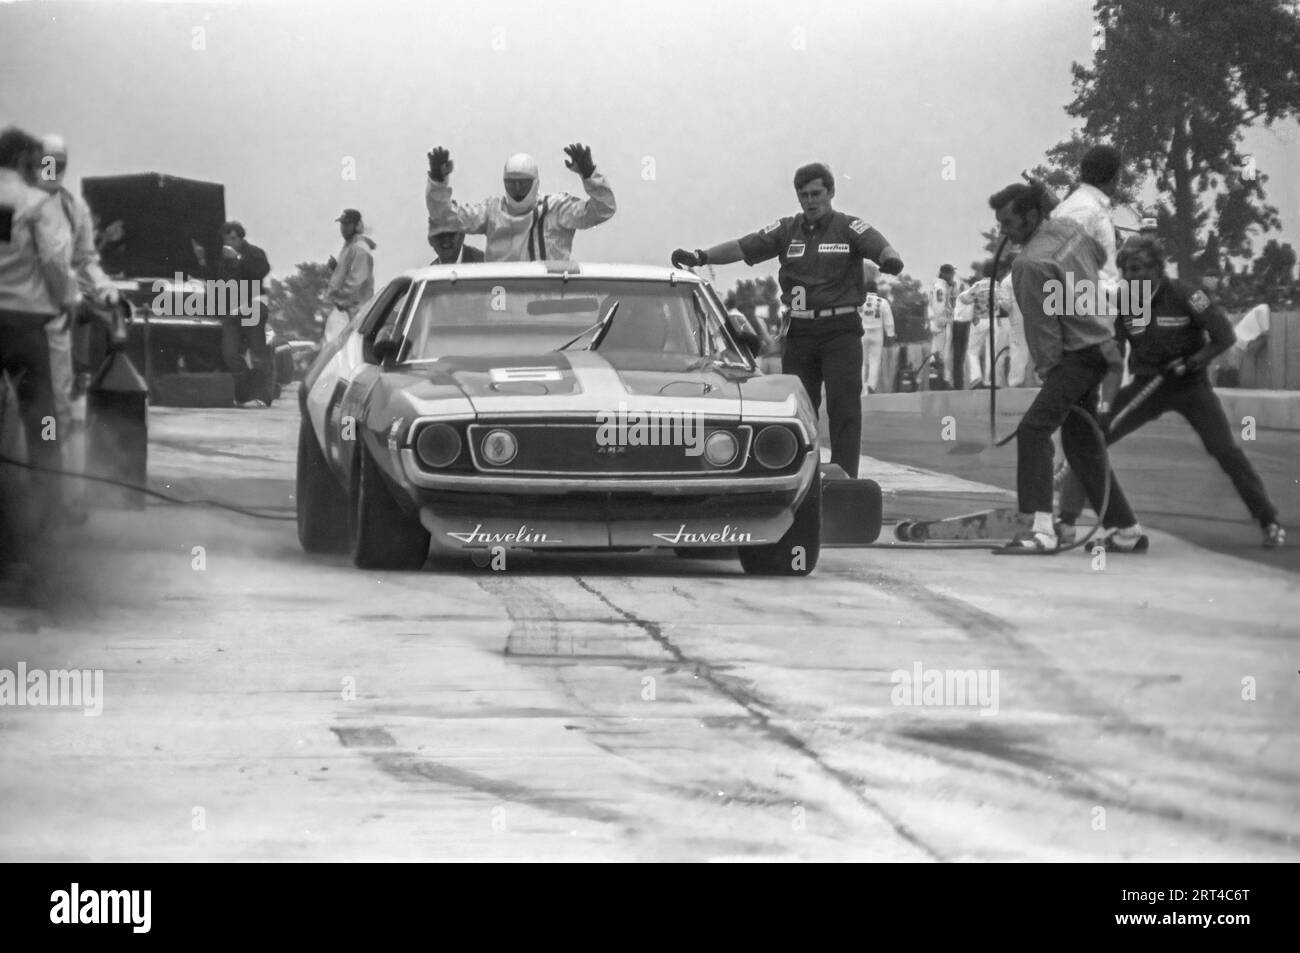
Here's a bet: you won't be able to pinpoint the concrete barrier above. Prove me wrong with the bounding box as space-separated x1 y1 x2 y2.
864 387 1300 431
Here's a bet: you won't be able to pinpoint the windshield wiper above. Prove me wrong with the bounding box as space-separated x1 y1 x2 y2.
558 299 620 351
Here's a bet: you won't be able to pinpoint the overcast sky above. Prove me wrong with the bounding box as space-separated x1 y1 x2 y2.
3 0 1297 292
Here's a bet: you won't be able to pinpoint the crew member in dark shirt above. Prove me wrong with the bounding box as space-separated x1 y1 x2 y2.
670 162 903 477
211 220 273 405
1058 235 1284 547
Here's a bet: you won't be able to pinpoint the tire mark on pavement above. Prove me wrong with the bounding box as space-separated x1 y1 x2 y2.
824 563 1300 850
562 577 944 861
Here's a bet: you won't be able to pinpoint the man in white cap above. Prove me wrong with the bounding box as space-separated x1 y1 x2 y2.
424 143 616 262
325 208 375 323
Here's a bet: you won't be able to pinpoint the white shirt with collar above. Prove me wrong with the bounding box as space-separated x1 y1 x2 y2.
1052 182 1118 287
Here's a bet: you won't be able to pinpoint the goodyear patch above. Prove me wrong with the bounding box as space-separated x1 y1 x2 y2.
785 242 805 258
849 219 869 234
818 243 850 254
1188 289 1210 313
1156 315 1190 328
761 220 782 234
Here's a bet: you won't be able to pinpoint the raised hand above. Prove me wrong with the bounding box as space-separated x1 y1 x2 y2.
563 142 596 179
427 146 453 182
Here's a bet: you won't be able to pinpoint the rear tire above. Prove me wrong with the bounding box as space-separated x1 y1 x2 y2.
738 467 821 575
352 445 431 570
296 417 350 553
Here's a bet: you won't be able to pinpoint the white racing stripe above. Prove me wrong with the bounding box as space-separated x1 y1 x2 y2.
821 448 1011 496
562 351 630 402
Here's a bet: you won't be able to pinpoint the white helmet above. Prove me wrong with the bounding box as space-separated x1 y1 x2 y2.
502 152 539 214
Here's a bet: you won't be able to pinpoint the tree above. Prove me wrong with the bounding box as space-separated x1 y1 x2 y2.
265 261 333 340
1067 0 1300 280
1252 238 1297 287
885 274 930 343
727 276 781 323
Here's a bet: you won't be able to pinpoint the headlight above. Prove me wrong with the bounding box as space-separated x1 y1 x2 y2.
415 423 461 468
753 425 799 469
480 429 518 466
703 431 738 467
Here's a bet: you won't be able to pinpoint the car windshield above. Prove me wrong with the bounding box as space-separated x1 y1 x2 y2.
398 278 747 364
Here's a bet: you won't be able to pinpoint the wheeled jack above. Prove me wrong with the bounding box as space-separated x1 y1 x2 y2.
893 508 1030 543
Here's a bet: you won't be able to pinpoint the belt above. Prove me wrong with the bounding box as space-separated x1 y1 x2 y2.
785 306 859 320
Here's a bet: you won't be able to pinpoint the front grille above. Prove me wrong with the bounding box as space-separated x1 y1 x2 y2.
466 422 752 475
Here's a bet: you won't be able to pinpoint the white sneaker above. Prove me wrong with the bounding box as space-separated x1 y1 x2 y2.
1104 524 1149 553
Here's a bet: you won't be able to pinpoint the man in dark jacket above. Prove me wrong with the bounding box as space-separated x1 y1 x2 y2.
211 220 272 405
1057 236 1284 548
429 227 484 265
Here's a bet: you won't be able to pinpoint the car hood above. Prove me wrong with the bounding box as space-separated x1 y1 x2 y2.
398 350 752 417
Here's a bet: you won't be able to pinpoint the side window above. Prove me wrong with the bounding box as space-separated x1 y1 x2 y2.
359 278 414 363
358 278 413 339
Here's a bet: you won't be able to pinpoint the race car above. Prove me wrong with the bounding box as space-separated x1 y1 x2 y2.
296 261 880 574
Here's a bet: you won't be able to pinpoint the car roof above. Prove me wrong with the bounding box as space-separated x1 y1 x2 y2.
399 262 707 284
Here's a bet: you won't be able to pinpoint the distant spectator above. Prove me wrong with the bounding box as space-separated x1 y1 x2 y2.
326 208 375 319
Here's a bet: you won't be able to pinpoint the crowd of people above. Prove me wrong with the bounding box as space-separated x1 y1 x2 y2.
1 124 1286 574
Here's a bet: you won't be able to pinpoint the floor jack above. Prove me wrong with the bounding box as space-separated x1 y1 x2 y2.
894 508 1028 543
889 374 1165 550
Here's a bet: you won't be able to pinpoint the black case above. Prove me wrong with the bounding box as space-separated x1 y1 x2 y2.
820 464 883 545
81 173 226 279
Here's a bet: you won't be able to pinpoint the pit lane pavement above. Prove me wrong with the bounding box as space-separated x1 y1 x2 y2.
0 393 1295 860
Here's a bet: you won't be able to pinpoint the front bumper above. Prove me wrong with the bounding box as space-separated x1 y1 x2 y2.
415 451 817 552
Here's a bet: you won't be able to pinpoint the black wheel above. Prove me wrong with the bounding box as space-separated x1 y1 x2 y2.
738 468 822 575
296 417 350 552
352 444 430 570
894 520 914 542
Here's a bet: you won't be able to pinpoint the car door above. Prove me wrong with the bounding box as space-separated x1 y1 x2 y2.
316 277 415 481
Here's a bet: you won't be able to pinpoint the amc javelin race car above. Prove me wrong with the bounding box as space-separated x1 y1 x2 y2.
296 262 881 575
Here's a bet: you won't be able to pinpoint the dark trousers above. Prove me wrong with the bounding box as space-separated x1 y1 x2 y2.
950 321 970 390
782 317 863 478
0 312 62 538
220 308 272 403
1017 345 1136 527
1062 373 1277 525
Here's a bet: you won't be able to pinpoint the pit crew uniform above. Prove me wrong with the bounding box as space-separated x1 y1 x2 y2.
950 279 972 389
929 277 955 386
959 277 1013 387
1001 273 1032 386
1059 278 1280 537
860 291 895 393
737 212 898 478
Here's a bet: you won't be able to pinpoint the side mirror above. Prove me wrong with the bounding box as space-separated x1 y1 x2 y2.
372 328 400 363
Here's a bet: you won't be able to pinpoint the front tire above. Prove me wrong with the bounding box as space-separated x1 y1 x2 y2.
738 467 822 575
352 445 431 570
296 417 350 553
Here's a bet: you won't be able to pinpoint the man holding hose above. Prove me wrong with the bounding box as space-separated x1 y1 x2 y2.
989 180 1146 555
